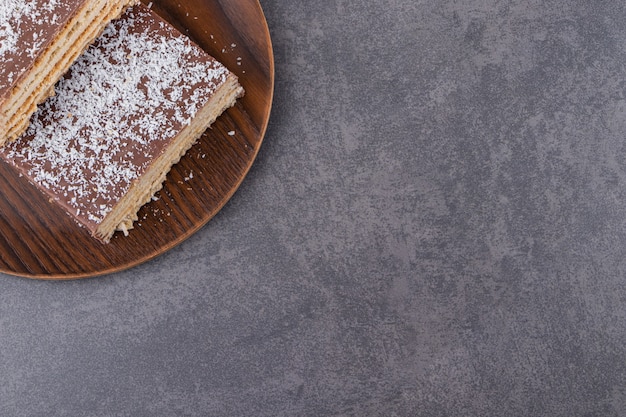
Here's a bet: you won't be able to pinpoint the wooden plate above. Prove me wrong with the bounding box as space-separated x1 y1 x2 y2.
0 0 274 279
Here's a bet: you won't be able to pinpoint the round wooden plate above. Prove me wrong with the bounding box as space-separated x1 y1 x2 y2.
0 0 274 279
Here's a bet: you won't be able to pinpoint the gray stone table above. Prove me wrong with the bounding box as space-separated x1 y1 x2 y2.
2 0 626 415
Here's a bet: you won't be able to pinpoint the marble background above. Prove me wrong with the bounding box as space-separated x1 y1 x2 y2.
2 0 626 415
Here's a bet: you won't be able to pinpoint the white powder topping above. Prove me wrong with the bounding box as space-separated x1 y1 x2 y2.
0 0 64 91
2 5 230 226
0 0 35 56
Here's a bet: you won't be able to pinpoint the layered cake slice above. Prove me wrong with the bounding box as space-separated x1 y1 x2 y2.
0 0 138 145
0 4 244 243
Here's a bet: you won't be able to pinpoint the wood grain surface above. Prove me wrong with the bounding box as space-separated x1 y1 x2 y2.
0 0 274 279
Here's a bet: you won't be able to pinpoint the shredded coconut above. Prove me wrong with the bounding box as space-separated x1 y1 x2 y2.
0 0 63 90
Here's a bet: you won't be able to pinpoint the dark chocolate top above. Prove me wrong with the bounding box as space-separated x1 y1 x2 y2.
1 4 231 232
0 0 84 100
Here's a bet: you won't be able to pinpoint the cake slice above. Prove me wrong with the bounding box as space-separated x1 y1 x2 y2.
0 0 138 145
0 4 244 243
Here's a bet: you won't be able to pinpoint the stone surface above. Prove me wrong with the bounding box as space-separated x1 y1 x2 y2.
2 0 626 415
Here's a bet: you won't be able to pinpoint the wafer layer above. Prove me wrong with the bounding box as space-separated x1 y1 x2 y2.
0 0 138 145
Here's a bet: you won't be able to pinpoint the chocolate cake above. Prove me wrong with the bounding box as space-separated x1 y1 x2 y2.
0 4 244 243
0 0 138 145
